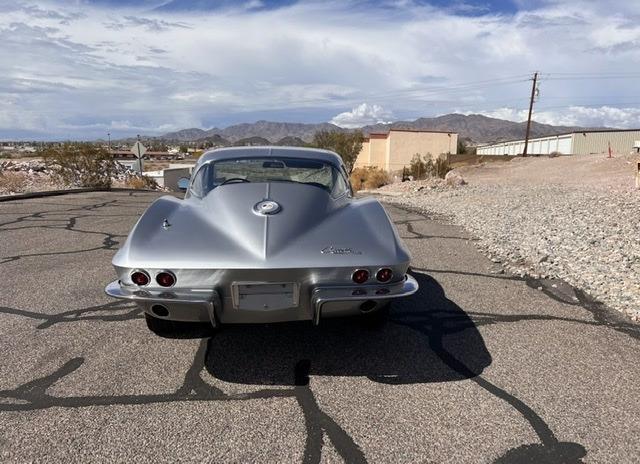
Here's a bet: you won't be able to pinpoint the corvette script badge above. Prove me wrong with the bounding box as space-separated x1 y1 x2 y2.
321 246 362 255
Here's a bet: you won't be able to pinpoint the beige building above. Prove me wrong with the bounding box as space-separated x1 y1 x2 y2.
354 129 458 172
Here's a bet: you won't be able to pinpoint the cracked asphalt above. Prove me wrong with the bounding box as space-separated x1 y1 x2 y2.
0 191 639 463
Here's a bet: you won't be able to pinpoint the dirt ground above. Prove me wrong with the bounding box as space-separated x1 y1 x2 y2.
454 153 640 191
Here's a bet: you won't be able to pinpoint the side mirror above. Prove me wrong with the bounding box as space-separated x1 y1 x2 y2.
177 177 190 191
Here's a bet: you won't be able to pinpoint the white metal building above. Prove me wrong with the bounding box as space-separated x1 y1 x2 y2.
477 129 640 156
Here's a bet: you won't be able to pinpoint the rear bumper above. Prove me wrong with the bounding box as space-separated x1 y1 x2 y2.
104 274 418 326
311 274 419 325
104 280 220 327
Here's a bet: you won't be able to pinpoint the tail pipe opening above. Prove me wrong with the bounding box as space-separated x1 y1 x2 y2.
359 300 378 313
151 304 169 317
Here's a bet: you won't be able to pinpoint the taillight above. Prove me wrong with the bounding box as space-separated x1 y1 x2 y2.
131 270 150 286
376 268 393 283
352 269 369 284
156 271 176 287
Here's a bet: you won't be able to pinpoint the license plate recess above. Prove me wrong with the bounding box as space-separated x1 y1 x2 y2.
232 282 299 310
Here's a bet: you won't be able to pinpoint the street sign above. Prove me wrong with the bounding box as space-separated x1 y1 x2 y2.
131 141 147 159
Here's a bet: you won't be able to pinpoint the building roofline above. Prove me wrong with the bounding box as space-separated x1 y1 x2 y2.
477 128 640 148
388 128 456 134
570 128 640 134
366 129 458 138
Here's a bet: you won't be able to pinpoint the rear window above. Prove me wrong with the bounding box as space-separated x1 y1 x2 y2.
189 157 350 198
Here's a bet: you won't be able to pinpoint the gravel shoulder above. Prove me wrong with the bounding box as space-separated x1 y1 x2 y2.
375 154 640 321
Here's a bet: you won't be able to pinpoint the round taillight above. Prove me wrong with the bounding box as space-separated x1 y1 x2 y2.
131 271 150 286
376 268 393 283
156 271 176 287
352 269 369 284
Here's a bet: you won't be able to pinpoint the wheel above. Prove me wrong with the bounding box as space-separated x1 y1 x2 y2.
361 301 391 328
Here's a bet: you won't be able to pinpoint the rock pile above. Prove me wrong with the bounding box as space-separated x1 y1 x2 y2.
1 159 51 174
376 176 461 194
0 159 164 195
378 182 640 321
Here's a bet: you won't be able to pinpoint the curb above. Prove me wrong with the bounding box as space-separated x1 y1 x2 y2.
0 188 161 202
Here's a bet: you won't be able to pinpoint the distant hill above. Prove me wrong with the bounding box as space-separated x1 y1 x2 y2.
275 136 308 146
161 128 210 142
233 136 271 146
219 121 341 143
195 134 230 146
361 114 594 144
154 114 609 145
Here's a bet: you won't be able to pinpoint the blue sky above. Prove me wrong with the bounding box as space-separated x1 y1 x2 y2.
1 0 639 140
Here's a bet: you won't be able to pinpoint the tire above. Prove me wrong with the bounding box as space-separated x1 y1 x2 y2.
361 301 391 328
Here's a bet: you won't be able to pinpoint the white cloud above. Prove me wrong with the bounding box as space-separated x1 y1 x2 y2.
1 0 640 139
466 105 640 128
330 103 394 128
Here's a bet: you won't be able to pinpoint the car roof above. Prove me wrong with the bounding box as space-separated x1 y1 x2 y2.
196 146 345 170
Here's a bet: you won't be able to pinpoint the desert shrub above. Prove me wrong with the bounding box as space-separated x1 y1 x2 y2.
548 151 561 158
124 176 159 190
434 156 451 178
457 138 477 155
0 171 27 193
409 153 428 180
409 153 451 179
350 166 390 191
43 143 116 188
312 130 364 174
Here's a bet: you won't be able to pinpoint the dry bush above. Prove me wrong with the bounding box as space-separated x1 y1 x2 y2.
43 143 116 188
0 171 27 193
350 167 391 191
313 130 365 174
124 176 159 190
434 156 451 178
409 153 451 179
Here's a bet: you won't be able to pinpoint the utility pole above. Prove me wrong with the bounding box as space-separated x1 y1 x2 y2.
136 134 143 174
107 132 111 152
522 71 538 157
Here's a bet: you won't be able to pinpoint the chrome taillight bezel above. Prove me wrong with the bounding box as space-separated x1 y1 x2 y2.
155 270 176 288
130 270 151 286
352 269 370 284
375 268 393 283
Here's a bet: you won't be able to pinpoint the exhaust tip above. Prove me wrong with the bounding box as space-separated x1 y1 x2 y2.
151 304 169 317
359 300 377 313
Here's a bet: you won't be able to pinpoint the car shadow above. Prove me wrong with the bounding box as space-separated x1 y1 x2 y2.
203 271 492 385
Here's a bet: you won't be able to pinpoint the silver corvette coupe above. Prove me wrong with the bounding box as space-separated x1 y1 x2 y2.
105 146 418 333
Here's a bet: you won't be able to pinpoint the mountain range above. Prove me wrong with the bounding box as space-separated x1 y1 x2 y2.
155 113 605 145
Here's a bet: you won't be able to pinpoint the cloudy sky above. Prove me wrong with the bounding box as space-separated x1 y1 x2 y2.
1 0 639 140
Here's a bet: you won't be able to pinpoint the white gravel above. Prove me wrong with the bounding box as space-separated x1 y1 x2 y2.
377 173 640 321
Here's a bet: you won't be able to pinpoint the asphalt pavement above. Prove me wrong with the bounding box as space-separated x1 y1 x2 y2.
0 191 638 463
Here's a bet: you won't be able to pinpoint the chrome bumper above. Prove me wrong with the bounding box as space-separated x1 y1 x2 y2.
104 280 220 327
311 274 419 325
105 273 418 326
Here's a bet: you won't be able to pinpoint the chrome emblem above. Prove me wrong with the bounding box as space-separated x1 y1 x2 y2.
321 246 362 255
253 200 281 215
